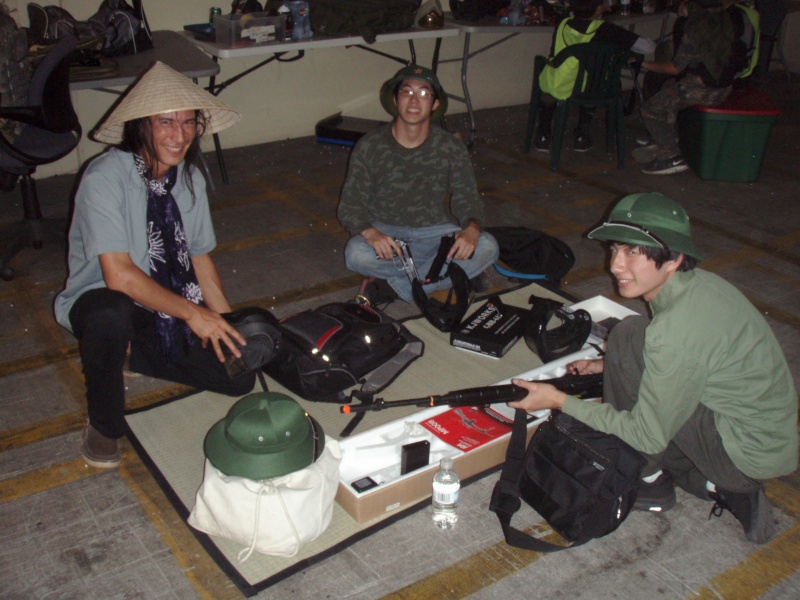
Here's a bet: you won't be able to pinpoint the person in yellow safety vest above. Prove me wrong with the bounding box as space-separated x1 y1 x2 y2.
753 0 783 74
532 0 655 154
730 1 760 80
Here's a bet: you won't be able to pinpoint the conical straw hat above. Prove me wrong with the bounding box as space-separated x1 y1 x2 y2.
93 61 240 144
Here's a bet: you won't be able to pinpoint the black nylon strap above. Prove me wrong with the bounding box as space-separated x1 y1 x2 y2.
490 409 582 553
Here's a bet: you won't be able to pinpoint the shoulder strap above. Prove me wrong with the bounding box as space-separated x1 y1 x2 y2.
489 409 583 552
360 335 423 395
340 323 424 438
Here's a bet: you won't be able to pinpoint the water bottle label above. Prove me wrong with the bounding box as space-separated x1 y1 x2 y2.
432 482 460 504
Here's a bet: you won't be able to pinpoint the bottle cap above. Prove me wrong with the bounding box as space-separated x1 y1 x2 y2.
441 457 454 470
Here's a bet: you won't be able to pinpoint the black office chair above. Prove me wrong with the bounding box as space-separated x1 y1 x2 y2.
0 34 81 281
523 42 632 172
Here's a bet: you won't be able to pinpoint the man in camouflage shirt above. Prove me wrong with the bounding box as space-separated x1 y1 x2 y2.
638 0 747 175
337 65 498 306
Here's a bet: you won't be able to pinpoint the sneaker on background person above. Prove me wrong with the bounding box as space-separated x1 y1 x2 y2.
573 133 593 152
534 132 551 152
640 155 689 175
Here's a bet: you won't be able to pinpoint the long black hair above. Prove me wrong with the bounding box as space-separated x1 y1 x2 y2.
118 110 208 198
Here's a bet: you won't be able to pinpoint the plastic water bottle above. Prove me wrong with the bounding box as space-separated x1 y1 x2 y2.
432 457 460 529
288 0 312 41
619 0 631 16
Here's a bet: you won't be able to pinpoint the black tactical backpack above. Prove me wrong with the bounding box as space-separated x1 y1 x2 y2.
264 302 423 402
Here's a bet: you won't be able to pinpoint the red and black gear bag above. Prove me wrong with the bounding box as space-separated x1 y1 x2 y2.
264 302 423 402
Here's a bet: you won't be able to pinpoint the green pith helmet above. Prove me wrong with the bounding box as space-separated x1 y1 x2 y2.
204 392 324 480
379 64 448 121
587 192 703 261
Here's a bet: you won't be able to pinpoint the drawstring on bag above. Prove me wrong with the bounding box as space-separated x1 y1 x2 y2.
238 481 302 562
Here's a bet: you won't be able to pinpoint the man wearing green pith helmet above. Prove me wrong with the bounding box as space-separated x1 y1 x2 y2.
510 192 797 545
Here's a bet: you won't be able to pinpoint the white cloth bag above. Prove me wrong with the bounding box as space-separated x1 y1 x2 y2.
188 439 342 560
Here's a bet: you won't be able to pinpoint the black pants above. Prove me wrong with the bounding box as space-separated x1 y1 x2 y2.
604 316 760 498
536 93 595 138
69 288 255 438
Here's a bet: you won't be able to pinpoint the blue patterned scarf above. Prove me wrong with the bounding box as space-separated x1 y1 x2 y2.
135 153 204 361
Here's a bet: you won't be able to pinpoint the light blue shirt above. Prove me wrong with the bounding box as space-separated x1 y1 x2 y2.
54 148 216 332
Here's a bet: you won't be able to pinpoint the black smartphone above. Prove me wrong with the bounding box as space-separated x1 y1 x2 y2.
400 440 430 475
351 476 379 494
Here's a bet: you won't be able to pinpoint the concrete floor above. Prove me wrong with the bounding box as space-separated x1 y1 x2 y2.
1 71 799 599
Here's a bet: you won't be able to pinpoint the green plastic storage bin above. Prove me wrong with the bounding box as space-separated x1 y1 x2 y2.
679 88 781 182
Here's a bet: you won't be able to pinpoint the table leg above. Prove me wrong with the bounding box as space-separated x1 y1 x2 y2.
206 60 229 184
432 38 442 71
461 33 477 148
212 132 229 185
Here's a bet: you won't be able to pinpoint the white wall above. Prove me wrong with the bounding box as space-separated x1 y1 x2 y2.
6 0 792 179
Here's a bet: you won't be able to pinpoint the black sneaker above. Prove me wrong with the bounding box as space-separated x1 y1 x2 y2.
634 471 677 512
573 133 592 152
470 270 491 293
635 133 652 146
709 486 776 544
533 132 550 152
355 277 398 308
640 155 690 175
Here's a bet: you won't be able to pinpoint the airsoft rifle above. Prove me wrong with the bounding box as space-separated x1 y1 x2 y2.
340 372 604 414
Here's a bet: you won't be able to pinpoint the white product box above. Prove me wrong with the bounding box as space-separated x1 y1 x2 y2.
335 295 639 522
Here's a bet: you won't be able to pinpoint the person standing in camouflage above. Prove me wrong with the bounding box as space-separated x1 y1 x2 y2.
637 0 742 175
337 65 498 306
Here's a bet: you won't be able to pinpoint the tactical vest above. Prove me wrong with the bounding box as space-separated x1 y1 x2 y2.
539 19 603 100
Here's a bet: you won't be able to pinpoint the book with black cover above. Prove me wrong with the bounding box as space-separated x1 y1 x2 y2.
449 298 526 358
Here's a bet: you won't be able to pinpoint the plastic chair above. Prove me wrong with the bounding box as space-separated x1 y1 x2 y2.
523 42 632 172
0 35 81 281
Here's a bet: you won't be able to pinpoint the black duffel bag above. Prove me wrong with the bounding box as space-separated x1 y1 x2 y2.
308 0 421 44
491 409 646 551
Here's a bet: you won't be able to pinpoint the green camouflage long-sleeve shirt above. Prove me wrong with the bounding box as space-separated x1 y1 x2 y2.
337 124 484 236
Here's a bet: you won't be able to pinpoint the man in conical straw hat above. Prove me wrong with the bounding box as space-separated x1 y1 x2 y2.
55 62 253 469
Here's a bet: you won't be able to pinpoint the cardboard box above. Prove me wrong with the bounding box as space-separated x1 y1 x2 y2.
335 295 639 523
450 299 526 358
214 12 285 47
